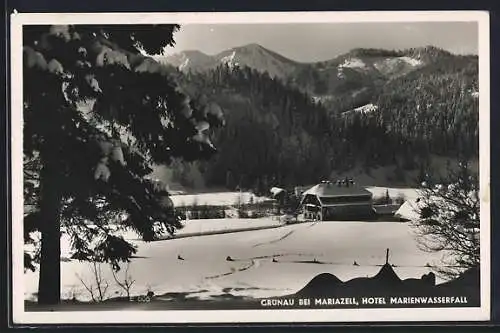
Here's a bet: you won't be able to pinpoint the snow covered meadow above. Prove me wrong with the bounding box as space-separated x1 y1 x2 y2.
169 191 270 208
25 188 442 304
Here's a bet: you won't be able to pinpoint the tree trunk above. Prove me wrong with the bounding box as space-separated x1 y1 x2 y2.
37 165 62 305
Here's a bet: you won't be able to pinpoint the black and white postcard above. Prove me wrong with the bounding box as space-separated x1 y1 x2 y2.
10 10 491 324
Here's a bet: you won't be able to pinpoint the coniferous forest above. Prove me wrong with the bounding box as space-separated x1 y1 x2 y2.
162 48 479 192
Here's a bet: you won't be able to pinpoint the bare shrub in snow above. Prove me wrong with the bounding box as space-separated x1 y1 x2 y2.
412 161 479 279
76 261 110 302
111 262 136 301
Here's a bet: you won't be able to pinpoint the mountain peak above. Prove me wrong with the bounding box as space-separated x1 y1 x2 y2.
347 48 403 58
160 43 300 78
181 49 210 57
404 46 453 60
411 45 449 52
333 46 452 63
211 43 299 78
235 43 264 50
159 49 216 71
223 43 271 56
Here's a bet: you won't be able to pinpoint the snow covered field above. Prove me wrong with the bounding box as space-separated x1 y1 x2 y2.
24 217 447 303
169 218 282 236
170 191 270 207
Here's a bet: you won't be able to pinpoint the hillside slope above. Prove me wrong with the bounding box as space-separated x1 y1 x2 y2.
159 46 478 191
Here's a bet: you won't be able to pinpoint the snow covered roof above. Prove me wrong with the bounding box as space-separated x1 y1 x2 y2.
394 193 452 222
394 199 422 221
303 182 372 198
270 187 285 196
342 103 378 116
353 103 378 113
394 192 467 222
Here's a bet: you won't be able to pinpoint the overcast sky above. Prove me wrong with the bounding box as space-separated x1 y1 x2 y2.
164 22 478 62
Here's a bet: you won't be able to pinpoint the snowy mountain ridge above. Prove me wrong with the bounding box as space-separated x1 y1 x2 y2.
160 44 476 119
160 44 450 81
160 43 301 79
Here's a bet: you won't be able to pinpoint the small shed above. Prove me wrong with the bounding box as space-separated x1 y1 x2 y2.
270 187 286 198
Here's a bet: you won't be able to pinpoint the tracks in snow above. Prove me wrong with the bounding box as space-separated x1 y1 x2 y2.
204 251 320 281
205 260 256 280
252 221 319 248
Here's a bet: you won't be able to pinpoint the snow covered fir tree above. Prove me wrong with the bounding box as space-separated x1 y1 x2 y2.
23 24 224 305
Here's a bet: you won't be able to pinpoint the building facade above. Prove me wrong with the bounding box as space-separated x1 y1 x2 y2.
300 180 375 221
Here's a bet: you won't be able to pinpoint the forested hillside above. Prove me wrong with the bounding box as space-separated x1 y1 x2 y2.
158 47 479 192
287 46 463 112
